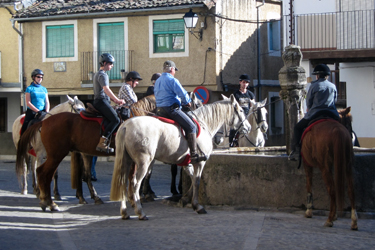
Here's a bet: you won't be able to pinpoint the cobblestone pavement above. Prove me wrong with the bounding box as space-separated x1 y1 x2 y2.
0 158 374 250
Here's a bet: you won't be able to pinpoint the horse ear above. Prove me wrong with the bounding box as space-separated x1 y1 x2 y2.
250 99 256 107
229 94 236 104
347 106 351 113
67 95 73 102
261 98 267 106
221 94 229 100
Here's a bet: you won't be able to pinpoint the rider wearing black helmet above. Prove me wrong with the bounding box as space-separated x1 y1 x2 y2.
118 71 142 106
20 69 50 135
93 53 125 153
289 64 340 161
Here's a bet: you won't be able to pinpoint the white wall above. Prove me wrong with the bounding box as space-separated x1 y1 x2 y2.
283 0 336 16
340 62 375 138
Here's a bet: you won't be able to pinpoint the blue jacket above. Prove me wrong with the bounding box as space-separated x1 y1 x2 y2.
25 82 48 110
304 78 339 120
154 72 191 107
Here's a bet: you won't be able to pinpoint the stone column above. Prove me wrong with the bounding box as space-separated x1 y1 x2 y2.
278 45 307 154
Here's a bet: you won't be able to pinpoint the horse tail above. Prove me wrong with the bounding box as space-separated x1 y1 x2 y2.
333 125 353 212
110 126 130 201
70 152 82 189
16 122 43 179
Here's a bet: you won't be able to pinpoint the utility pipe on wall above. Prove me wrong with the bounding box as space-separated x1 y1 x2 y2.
256 0 265 101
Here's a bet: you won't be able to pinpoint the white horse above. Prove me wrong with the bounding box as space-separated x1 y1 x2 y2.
12 95 85 197
110 94 251 220
238 98 268 147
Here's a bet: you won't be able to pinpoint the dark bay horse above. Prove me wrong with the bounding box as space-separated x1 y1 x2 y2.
301 107 358 230
16 95 156 211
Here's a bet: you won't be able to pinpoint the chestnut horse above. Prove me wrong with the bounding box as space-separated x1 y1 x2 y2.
301 107 358 230
16 95 156 211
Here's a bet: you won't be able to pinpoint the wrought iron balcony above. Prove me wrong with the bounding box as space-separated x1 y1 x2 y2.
81 50 133 82
284 9 375 52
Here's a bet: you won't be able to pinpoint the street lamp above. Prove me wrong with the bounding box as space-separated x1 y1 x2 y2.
183 9 202 41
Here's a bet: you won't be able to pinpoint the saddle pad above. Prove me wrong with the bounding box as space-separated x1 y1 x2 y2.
80 112 103 123
152 116 201 137
301 118 339 142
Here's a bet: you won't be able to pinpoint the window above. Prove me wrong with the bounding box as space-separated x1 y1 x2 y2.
268 20 281 56
93 17 128 81
153 19 185 53
149 15 189 58
42 20 78 62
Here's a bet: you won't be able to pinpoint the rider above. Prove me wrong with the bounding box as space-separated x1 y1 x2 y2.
118 71 142 106
21 69 50 135
229 74 256 146
146 73 161 96
93 53 125 153
289 64 340 161
154 60 206 164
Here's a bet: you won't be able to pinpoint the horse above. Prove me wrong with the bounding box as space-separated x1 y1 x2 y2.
212 97 268 148
110 94 251 220
301 107 358 230
238 98 268 147
16 95 157 211
12 95 85 198
140 93 204 201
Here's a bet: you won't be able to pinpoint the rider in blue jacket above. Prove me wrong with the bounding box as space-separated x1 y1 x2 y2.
154 60 206 164
289 64 340 161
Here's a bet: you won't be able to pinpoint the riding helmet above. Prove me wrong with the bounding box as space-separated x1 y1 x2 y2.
125 71 143 81
151 73 161 81
312 64 330 76
31 69 44 78
99 53 115 65
239 74 251 83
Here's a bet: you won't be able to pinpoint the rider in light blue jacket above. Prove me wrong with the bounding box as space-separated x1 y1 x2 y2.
154 60 206 164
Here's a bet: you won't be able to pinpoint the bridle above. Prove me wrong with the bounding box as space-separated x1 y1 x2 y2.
237 106 267 147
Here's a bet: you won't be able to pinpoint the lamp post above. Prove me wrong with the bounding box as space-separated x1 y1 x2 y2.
183 9 202 41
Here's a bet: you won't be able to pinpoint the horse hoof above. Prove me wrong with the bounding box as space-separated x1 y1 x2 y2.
145 195 155 202
54 195 62 201
197 208 207 214
50 204 60 211
79 198 88 205
324 221 333 227
351 225 358 231
94 198 104 205
305 209 312 218
41 206 47 212
121 215 130 220
139 216 148 221
21 190 28 195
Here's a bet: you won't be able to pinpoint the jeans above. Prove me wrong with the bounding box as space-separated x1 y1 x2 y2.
157 105 196 134
93 99 120 138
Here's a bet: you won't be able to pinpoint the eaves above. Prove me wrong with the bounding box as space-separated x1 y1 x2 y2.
12 4 205 22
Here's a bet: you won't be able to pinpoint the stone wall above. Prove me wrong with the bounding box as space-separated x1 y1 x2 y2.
199 152 375 212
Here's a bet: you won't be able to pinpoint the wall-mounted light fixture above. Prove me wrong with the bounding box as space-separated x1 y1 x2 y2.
183 9 203 41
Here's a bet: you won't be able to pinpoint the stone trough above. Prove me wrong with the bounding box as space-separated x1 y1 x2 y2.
198 147 375 212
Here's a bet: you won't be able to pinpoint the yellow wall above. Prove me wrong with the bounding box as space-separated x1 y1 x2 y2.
358 138 375 148
0 8 20 83
20 8 218 96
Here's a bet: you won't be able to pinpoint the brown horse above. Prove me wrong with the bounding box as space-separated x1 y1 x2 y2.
301 107 358 230
16 95 156 211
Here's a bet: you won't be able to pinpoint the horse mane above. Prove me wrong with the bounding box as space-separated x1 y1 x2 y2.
131 95 156 116
193 99 232 133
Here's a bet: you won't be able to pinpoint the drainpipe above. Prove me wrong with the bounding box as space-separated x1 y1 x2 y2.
11 19 25 111
256 0 265 101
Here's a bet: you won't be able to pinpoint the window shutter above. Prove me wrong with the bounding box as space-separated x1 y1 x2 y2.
46 25 74 58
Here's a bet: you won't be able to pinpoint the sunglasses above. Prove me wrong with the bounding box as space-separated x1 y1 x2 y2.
36 76 43 79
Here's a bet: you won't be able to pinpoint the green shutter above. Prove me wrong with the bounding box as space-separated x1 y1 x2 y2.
46 25 74 58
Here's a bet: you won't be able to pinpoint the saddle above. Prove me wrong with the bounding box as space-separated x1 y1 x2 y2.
152 116 201 138
80 103 129 135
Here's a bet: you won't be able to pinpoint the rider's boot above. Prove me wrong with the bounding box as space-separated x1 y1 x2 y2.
96 136 114 153
188 133 207 164
288 145 301 161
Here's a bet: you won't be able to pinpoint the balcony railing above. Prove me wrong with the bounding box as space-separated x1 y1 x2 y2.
283 9 375 51
81 50 133 82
